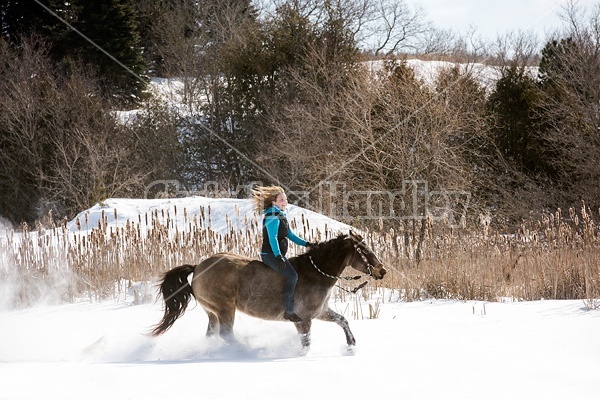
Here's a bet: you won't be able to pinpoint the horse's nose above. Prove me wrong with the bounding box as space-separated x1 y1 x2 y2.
375 265 386 279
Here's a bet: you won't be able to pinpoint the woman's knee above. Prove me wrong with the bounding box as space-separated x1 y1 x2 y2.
284 261 298 282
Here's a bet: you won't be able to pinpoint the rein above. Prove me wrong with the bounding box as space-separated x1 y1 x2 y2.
308 255 364 281
307 242 373 294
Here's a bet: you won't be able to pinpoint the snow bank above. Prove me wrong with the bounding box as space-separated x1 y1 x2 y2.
368 58 538 90
67 196 353 240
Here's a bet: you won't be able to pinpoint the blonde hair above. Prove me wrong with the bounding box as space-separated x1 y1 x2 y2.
251 185 285 212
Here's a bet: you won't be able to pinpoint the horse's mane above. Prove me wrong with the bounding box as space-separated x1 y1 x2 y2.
300 233 348 259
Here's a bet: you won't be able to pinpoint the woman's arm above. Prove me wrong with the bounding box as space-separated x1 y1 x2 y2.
264 215 283 256
287 229 307 247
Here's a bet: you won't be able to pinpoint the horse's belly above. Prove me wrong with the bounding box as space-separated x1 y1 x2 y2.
236 275 285 320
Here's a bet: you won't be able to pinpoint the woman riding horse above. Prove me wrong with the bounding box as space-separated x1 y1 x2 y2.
251 185 314 323
152 215 386 348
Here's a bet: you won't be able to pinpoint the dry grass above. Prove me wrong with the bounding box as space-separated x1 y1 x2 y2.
370 202 600 305
1 201 599 308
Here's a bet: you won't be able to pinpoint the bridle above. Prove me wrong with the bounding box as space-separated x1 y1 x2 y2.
307 238 377 293
353 242 377 277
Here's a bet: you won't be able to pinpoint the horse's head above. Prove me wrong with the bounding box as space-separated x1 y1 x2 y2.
345 230 386 280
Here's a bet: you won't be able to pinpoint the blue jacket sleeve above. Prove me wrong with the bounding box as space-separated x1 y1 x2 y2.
264 215 282 256
288 229 307 247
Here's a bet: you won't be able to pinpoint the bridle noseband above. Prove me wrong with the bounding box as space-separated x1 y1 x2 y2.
353 243 376 276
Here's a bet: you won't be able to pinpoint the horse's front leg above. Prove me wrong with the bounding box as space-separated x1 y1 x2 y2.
317 308 356 346
294 319 312 349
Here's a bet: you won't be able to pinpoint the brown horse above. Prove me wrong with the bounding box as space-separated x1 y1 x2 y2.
152 231 386 348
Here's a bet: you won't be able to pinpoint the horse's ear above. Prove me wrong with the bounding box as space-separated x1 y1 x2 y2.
349 230 363 241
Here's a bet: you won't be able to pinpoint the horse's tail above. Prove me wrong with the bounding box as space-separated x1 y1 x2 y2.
151 264 196 336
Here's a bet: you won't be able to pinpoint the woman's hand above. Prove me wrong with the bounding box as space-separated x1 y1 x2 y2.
276 255 286 270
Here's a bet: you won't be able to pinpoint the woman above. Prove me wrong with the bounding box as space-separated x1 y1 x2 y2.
252 185 313 322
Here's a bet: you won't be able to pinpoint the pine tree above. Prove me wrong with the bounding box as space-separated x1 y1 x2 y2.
71 0 147 104
538 38 576 86
1 0 76 58
487 65 547 174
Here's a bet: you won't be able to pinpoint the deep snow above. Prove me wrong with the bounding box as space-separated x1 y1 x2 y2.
0 296 598 400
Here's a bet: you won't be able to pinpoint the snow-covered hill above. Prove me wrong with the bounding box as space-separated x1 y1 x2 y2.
67 196 353 241
121 58 526 122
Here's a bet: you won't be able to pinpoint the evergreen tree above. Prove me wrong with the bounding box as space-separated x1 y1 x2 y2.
168 0 262 188
535 34 600 202
538 38 576 86
486 65 548 175
71 0 147 104
130 0 168 74
1 0 76 59
2 0 50 41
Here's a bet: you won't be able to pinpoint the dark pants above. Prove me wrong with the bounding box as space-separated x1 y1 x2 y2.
261 253 298 314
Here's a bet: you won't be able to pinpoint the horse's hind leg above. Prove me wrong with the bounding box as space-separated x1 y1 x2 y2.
215 307 238 344
205 312 219 337
199 301 237 344
317 308 356 346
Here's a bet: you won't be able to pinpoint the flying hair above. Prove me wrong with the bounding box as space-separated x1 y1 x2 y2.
251 185 285 212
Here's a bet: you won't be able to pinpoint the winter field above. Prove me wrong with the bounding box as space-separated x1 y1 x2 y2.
0 294 598 400
1 62 598 399
1 196 599 400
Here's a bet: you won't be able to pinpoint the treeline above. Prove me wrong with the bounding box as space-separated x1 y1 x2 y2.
1 0 600 228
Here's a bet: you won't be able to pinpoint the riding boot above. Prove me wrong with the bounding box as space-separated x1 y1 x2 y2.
283 289 302 322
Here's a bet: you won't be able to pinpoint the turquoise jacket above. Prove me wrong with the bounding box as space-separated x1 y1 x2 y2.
261 205 307 257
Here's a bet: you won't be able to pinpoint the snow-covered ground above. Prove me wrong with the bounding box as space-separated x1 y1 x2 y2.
1 197 599 399
0 295 598 400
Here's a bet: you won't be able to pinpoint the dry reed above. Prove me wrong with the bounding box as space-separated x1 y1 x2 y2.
1 201 598 309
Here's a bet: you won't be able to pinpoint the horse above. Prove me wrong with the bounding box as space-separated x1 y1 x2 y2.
151 230 386 349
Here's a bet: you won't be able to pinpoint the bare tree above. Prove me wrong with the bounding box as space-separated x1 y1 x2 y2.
0 36 175 223
259 43 489 227
267 0 429 56
362 0 428 55
490 30 541 67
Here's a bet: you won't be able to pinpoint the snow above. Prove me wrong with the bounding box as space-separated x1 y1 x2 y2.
66 196 352 239
1 196 599 399
0 296 598 400
366 58 537 90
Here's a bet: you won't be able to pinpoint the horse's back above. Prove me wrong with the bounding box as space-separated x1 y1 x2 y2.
193 253 252 284
190 253 243 303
